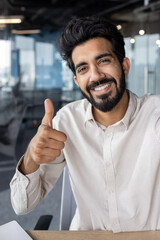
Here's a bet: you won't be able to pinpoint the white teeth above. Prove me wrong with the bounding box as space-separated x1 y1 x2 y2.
94 83 111 91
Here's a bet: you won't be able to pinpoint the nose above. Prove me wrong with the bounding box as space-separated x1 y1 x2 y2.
89 65 105 82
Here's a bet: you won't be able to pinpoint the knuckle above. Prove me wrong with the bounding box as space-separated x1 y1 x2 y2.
55 149 61 157
43 128 49 137
60 142 65 149
39 125 49 136
63 134 67 142
38 137 46 146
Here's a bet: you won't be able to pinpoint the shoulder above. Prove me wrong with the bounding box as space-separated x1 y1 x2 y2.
142 93 160 104
139 93 160 112
128 91 160 125
130 91 160 111
135 93 160 128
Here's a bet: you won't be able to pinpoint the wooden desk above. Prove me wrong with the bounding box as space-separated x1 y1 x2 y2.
27 230 160 240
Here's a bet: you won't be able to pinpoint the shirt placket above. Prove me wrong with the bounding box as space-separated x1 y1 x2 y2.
103 131 121 233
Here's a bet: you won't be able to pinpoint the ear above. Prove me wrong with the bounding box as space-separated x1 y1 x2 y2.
122 57 130 77
74 75 79 87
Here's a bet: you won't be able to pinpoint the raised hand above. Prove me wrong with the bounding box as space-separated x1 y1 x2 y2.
20 98 67 175
41 98 54 127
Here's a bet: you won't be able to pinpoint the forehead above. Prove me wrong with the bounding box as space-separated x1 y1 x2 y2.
72 37 115 65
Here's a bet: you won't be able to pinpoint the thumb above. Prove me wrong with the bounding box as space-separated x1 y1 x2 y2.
42 98 54 127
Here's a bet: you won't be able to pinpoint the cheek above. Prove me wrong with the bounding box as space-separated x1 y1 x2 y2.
77 76 88 89
105 65 121 82
110 63 122 79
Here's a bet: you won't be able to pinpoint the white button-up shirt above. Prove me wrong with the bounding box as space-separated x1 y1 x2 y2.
10 91 160 233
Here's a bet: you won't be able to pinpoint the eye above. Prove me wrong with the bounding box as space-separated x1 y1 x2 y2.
77 65 87 74
99 58 111 64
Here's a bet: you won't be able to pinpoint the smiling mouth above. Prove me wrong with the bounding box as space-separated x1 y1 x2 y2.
93 82 112 91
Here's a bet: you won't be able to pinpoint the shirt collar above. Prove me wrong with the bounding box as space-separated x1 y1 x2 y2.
84 90 137 130
121 90 137 129
84 101 94 126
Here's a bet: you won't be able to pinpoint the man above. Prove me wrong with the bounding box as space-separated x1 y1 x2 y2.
10 16 160 233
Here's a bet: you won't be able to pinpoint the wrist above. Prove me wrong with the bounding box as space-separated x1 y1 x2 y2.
19 148 39 175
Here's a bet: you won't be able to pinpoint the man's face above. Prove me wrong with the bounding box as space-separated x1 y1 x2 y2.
72 37 130 112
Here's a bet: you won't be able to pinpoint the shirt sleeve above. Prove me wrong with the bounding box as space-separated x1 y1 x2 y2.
154 112 160 140
10 153 66 215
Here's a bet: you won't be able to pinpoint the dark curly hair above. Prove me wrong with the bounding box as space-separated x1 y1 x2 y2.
58 16 125 75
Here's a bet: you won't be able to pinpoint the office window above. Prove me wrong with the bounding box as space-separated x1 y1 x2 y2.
36 42 63 88
14 36 35 90
0 40 11 88
125 33 160 96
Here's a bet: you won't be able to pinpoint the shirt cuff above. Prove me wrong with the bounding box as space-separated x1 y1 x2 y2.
11 156 40 185
17 155 40 186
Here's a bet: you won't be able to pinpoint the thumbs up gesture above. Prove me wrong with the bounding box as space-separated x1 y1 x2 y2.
20 99 67 175
42 98 54 127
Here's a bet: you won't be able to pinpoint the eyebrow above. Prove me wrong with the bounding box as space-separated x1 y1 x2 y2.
75 53 113 72
95 53 113 60
75 62 87 72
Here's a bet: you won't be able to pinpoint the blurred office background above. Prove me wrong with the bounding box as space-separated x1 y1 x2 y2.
0 0 160 230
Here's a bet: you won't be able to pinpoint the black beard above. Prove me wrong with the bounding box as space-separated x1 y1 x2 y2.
79 70 126 112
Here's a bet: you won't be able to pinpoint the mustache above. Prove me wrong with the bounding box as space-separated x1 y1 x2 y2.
86 78 117 92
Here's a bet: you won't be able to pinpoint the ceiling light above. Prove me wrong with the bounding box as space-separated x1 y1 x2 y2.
130 38 135 44
139 29 145 35
0 19 21 24
0 16 23 24
156 39 160 45
11 29 41 35
117 25 122 30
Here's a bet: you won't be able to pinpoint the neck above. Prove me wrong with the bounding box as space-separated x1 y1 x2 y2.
92 90 129 127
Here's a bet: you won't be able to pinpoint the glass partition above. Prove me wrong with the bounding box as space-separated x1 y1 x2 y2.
125 33 160 96
0 40 11 89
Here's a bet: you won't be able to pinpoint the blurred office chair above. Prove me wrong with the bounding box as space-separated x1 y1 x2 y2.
59 165 76 230
34 215 53 230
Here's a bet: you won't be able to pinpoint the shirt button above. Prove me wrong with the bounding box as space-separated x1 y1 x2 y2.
113 220 119 226
109 189 114 194
106 161 111 166
106 133 112 137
